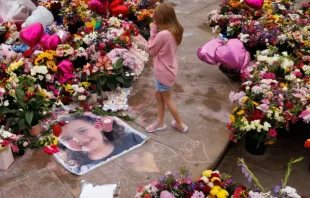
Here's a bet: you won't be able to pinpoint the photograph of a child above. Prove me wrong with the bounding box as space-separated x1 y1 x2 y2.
53 113 147 175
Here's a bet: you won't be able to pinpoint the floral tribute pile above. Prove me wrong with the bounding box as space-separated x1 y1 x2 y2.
135 158 304 198
0 0 158 155
202 0 310 148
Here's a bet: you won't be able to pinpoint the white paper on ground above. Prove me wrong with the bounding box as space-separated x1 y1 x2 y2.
79 181 120 198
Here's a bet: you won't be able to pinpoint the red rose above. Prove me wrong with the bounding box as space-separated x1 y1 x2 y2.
202 185 211 193
1 140 10 147
53 124 62 137
211 173 220 178
285 102 294 110
143 194 152 198
304 140 310 148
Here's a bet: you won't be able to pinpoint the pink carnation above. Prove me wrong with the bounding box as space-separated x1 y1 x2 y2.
160 191 175 198
262 72 275 80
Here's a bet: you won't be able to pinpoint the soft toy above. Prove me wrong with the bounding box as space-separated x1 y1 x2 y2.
22 6 54 29
12 43 29 53
0 44 18 62
109 0 129 17
197 38 250 72
4 23 19 45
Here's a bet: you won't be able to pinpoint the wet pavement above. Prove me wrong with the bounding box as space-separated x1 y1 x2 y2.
0 1 235 197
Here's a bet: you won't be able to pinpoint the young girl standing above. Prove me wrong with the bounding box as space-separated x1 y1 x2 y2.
146 2 188 133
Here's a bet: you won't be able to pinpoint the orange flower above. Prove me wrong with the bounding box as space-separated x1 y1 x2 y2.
304 139 310 148
230 0 241 7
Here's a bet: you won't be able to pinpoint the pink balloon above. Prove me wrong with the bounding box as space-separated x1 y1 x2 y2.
46 34 61 50
20 23 44 47
40 34 50 48
245 0 264 9
214 39 250 71
40 34 61 50
197 38 224 65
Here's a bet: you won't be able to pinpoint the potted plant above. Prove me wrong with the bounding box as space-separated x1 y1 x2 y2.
90 57 134 98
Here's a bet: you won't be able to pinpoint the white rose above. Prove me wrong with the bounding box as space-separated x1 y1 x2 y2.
78 95 86 101
46 74 52 81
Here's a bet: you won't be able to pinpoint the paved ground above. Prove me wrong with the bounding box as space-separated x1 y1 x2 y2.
0 0 235 197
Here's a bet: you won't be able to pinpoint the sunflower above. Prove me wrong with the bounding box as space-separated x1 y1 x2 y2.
46 61 57 72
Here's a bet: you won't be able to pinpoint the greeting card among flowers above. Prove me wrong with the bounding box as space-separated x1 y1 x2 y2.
53 113 148 175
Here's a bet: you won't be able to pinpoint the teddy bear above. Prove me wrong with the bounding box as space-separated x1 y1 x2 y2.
0 44 18 62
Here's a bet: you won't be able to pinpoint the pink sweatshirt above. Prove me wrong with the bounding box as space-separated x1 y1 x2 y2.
147 24 178 87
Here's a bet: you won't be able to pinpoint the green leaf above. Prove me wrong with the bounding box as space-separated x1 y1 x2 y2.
16 89 25 101
107 82 117 90
17 100 27 109
113 58 124 70
116 76 124 84
25 111 34 126
19 118 26 130
0 107 12 117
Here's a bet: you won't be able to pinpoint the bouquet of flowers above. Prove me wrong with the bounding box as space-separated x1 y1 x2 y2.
135 157 304 198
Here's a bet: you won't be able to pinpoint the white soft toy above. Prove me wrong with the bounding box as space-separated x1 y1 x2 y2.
22 6 54 29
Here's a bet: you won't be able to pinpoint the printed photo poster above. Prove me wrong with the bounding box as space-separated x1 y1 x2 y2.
53 112 148 175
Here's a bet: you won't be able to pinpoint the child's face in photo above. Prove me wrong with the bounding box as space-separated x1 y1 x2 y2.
59 120 104 152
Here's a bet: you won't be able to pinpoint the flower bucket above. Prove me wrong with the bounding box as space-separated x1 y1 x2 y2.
90 93 98 104
0 145 14 170
245 132 267 155
28 124 41 136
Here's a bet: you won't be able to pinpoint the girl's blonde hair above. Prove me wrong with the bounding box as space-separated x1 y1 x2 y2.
154 2 184 45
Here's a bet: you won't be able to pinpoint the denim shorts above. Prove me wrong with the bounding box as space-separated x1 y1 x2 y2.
155 79 172 92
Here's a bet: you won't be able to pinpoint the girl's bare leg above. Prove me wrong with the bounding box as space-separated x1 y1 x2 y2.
162 90 184 130
155 91 165 126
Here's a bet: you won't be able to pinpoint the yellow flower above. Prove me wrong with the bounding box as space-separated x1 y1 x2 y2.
232 107 238 112
242 97 249 103
53 136 58 145
40 89 47 98
46 61 57 72
44 142 48 146
237 110 245 115
202 170 212 177
63 84 74 94
285 67 291 72
252 101 259 106
210 186 222 196
216 189 229 198
229 115 235 123
211 177 221 183
81 82 91 89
